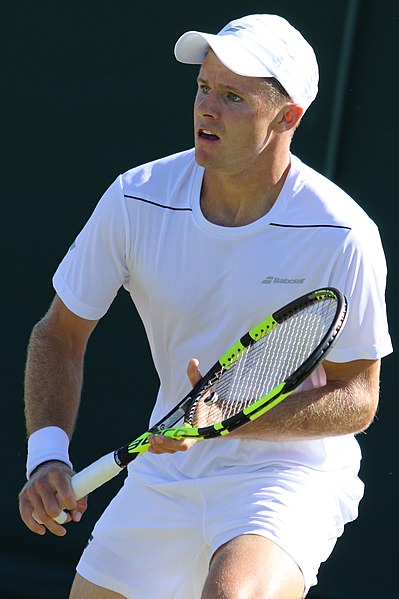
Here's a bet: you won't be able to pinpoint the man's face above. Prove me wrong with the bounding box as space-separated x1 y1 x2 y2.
194 50 284 176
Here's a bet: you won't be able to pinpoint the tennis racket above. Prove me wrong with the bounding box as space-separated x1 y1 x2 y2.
38 287 347 525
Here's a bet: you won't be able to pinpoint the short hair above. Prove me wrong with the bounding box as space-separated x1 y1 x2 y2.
262 77 293 107
262 78 302 134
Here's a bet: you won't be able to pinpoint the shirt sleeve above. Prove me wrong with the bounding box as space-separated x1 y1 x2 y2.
326 223 392 362
53 176 130 320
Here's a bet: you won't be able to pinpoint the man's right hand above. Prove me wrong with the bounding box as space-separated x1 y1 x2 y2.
19 460 87 536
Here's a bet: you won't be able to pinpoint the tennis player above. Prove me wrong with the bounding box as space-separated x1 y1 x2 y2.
19 14 392 599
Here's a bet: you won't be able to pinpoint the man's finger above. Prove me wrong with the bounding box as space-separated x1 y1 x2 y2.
187 358 202 386
147 433 195 454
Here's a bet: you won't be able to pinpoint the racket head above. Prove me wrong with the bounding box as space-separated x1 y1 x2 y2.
170 287 348 440
55 288 347 514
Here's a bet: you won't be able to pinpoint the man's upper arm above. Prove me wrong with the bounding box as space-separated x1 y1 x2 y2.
41 294 99 352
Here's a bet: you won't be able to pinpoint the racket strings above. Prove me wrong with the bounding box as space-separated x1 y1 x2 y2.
187 298 337 428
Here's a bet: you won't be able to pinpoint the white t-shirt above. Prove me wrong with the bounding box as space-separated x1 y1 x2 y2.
53 149 392 479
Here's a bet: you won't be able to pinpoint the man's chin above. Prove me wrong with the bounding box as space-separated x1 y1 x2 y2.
194 147 218 169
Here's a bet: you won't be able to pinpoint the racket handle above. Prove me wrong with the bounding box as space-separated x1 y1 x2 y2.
33 451 123 525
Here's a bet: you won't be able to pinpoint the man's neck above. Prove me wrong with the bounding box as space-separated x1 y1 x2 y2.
200 155 291 227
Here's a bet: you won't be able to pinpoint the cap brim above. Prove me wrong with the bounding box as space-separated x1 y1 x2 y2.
174 31 214 64
174 31 274 78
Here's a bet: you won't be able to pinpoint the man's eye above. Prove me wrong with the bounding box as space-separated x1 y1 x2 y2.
199 85 211 94
227 92 242 103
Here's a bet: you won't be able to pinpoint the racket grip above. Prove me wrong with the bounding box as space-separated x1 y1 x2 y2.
33 451 123 525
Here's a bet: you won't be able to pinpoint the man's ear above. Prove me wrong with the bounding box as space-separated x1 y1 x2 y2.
275 103 304 133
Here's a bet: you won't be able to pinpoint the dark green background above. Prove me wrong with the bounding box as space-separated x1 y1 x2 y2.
2 1 397 597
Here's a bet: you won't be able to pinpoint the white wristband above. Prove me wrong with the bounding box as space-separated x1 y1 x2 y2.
26 426 73 479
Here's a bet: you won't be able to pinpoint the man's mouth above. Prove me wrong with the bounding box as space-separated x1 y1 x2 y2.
198 128 219 141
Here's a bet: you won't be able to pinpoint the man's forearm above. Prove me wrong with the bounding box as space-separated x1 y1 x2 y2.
24 319 84 437
233 361 380 442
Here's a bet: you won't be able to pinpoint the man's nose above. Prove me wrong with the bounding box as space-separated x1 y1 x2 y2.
196 92 220 119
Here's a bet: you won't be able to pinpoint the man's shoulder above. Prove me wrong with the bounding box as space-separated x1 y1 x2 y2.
289 155 376 231
122 148 196 187
114 148 199 212
291 155 351 201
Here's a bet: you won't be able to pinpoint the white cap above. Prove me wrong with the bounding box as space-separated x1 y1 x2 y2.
174 14 319 112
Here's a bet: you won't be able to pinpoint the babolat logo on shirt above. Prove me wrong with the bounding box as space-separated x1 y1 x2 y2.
262 276 305 284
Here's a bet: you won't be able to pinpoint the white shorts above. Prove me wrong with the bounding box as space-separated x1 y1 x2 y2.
76 464 363 598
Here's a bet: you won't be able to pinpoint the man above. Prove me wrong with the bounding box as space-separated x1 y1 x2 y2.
19 14 392 599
